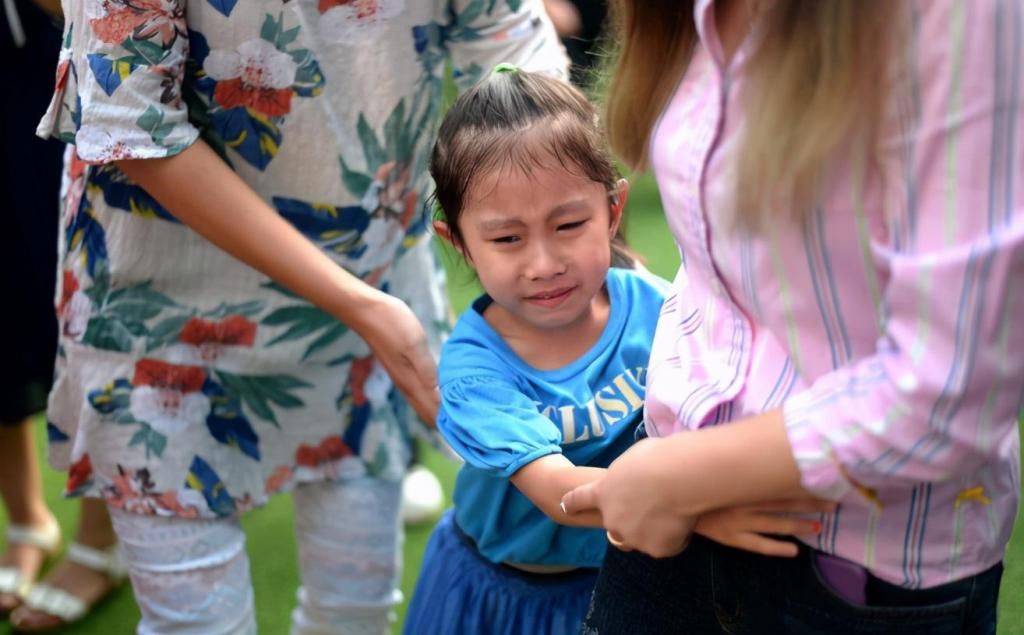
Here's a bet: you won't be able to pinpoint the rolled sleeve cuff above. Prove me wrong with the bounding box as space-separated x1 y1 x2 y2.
783 391 853 501
502 445 562 478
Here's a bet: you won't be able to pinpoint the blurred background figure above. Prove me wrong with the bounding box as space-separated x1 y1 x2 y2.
543 0 608 86
1 0 125 632
32 1 567 632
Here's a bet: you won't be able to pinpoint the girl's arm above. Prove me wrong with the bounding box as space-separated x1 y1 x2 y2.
511 454 604 528
117 141 440 424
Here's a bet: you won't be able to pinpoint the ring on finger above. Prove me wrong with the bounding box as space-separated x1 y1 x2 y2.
606 530 628 550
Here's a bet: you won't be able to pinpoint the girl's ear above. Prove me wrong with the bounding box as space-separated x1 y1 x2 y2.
432 219 454 245
433 220 470 260
608 178 630 236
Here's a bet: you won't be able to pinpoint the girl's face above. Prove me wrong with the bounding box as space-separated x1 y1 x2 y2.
441 159 626 333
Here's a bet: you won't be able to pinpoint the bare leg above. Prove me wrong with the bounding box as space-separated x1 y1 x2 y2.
9 498 121 631
0 420 55 613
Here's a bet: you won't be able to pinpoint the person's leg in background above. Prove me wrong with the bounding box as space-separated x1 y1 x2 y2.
0 0 64 608
0 422 60 615
104 508 256 635
290 477 403 635
1 1 126 629
290 479 401 630
0 0 64 610
10 499 125 631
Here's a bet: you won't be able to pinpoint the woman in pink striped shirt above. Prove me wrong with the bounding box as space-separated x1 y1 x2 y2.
562 1 1022 633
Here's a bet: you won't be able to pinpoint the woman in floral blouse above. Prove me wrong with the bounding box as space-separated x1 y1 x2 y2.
28 0 566 632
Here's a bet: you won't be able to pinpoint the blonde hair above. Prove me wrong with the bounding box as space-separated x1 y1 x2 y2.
603 0 901 228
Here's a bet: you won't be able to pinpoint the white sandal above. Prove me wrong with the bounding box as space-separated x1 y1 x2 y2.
0 517 62 604
17 542 127 624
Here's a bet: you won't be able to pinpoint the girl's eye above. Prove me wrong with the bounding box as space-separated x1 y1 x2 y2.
492 235 520 244
557 220 587 232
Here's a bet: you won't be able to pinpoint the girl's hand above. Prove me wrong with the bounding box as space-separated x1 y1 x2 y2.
560 437 698 558
353 291 440 426
694 499 836 557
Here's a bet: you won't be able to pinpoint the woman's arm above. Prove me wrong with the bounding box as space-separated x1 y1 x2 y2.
116 141 440 423
561 410 809 556
562 2 1023 558
511 454 604 528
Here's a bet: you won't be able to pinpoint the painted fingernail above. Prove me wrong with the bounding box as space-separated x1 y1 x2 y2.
560 501 567 515
811 521 823 533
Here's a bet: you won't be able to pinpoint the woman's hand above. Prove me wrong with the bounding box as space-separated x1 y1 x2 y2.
560 413 812 557
352 291 440 425
560 437 698 558
30 0 62 18
542 0 581 37
694 499 836 557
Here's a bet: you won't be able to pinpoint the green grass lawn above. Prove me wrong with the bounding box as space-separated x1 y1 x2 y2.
2 174 1021 633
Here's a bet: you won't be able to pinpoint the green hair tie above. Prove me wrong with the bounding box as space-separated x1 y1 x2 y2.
492 63 519 75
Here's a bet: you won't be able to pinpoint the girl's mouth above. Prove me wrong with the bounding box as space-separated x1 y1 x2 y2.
525 286 576 308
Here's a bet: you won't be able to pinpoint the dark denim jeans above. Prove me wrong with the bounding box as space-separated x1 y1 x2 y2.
582 535 1002 634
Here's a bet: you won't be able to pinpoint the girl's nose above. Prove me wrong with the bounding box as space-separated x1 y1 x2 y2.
524 244 567 280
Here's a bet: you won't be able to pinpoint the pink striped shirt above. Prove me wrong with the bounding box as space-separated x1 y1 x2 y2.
645 0 1022 589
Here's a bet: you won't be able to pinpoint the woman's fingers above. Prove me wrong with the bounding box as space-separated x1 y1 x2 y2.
561 481 600 515
363 293 441 425
390 361 439 425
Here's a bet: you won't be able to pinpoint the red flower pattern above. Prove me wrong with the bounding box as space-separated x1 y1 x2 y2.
58 270 80 315
213 79 293 117
264 465 293 494
66 454 94 493
294 435 353 467
132 358 205 392
54 58 70 91
318 0 378 16
179 315 258 347
349 355 374 407
90 0 185 48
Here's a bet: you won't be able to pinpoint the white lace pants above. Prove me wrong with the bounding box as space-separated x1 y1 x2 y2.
109 477 403 635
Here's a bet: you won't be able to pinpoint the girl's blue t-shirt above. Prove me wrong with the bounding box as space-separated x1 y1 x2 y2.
438 267 667 568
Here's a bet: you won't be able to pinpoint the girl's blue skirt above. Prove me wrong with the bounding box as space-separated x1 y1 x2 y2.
403 511 598 635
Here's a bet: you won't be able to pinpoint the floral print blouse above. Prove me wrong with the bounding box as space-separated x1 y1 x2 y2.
36 0 566 519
